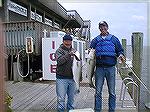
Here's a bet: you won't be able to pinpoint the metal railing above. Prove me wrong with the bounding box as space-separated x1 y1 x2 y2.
119 76 138 109
118 60 150 110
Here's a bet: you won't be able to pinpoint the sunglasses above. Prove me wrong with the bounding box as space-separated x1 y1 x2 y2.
99 26 108 30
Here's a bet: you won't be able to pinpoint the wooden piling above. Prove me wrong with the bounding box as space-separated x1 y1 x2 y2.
131 32 143 109
132 32 143 76
122 39 127 57
121 39 126 67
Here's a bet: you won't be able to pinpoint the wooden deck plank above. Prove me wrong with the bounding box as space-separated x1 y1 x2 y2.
20 85 55 110
11 83 43 102
12 84 53 109
6 82 35 98
26 85 56 111
12 83 50 100
74 87 94 109
6 72 137 111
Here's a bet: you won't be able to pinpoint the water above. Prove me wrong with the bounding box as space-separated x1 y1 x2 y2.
140 46 150 110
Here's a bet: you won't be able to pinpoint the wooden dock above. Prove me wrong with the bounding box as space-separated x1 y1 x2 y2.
6 73 137 112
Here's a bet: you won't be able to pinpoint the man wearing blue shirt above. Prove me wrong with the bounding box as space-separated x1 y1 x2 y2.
90 21 125 112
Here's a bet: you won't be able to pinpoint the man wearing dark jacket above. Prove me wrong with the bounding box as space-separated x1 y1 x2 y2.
90 21 125 112
55 34 76 112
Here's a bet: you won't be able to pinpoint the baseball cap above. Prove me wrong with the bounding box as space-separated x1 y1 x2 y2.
99 21 108 28
63 34 73 41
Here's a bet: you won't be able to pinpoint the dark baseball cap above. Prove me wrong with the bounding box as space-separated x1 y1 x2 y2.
99 21 108 28
63 34 73 41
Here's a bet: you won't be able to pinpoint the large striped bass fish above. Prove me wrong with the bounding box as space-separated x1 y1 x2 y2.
86 49 96 88
72 51 82 93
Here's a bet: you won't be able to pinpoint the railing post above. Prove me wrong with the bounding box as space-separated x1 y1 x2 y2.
131 32 143 109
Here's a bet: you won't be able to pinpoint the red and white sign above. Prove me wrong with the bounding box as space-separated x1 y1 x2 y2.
42 31 86 80
42 31 65 80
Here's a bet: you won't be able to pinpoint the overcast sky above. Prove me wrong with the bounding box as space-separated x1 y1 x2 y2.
58 0 149 45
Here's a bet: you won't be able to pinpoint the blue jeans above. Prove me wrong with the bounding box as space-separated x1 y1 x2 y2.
56 79 76 112
94 66 116 112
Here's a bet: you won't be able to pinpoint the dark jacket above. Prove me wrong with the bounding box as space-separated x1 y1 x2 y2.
55 44 75 79
90 34 124 67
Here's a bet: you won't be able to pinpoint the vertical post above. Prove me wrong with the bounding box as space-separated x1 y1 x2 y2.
27 3 32 20
4 0 9 22
43 11 45 23
34 8 36 21
131 32 143 110
131 32 143 76
122 39 126 57
121 39 126 67
0 0 2 7
43 29 47 38
0 19 5 112
52 17 55 28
